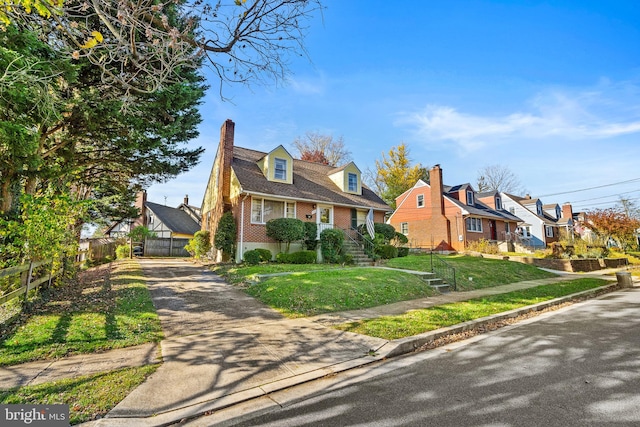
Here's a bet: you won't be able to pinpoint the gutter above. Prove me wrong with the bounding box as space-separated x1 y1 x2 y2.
238 194 249 263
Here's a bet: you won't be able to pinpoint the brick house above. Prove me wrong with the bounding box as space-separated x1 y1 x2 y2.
387 165 521 251
201 120 391 262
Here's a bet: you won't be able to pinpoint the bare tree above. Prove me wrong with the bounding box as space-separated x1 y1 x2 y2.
4 0 323 98
292 132 352 166
477 164 525 195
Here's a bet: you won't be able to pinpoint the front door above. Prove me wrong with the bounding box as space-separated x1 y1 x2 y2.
317 205 333 237
490 220 497 240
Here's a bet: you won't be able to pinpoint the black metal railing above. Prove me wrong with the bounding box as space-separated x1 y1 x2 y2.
430 251 457 291
343 227 376 259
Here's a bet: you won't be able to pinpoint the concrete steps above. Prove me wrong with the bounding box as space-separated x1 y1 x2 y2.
342 240 375 266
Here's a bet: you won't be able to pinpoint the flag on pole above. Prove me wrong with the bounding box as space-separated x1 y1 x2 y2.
366 208 375 239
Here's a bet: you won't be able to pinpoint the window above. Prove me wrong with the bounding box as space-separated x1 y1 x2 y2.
495 196 502 210
401 222 408 234
505 222 511 233
509 207 515 215
466 217 483 232
274 158 287 180
556 206 562 219
546 226 554 238
536 201 543 216
417 194 424 208
348 173 358 192
251 198 295 223
466 190 474 206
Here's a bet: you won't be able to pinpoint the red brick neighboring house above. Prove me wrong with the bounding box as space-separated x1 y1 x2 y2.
201 120 391 262
387 165 521 251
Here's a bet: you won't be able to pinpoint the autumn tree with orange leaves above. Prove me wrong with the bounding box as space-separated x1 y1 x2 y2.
585 207 640 250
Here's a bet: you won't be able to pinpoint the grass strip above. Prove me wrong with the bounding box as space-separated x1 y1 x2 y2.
213 263 347 285
243 268 435 318
386 254 558 289
0 260 163 366
335 278 610 340
0 364 159 425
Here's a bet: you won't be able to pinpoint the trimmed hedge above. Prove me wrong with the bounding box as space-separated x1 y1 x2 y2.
243 249 261 265
276 250 317 264
320 228 344 263
255 248 272 262
377 244 398 259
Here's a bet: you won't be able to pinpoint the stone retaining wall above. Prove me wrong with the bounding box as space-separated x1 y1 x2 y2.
474 253 629 272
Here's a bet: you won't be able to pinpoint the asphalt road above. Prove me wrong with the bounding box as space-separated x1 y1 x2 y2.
222 287 640 427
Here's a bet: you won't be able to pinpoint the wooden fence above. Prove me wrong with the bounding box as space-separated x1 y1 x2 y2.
0 258 59 306
144 237 190 257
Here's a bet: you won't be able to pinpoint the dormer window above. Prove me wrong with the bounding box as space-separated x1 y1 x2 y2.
274 158 287 180
536 201 543 216
466 190 474 206
556 206 561 219
348 173 358 192
495 196 502 210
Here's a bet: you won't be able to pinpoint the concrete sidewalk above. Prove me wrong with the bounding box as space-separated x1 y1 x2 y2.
0 259 629 426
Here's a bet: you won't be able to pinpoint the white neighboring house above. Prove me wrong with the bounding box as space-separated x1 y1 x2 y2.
501 194 573 250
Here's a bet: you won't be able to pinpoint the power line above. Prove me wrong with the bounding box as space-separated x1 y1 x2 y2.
569 189 640 204
537 177 640 198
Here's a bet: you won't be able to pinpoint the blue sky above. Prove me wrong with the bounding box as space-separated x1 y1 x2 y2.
148 0 640 213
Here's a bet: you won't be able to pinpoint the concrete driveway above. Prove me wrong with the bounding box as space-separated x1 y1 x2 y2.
106 259 386 423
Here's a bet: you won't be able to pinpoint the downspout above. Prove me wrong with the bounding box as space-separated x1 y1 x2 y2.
238 194 249 263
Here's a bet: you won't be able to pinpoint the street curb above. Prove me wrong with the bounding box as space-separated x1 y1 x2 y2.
378 282 621 359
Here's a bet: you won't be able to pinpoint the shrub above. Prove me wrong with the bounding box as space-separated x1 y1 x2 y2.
377 244 398 259
303 222 318 250
397 247 409 257
185 230 211 259
115 244 130 259
320 228 344 263
255 248 273 262
466 238 499 255
243 249 261 265
266 218 305 253
374 223 396 242
214 212 237 258
276 250 317 264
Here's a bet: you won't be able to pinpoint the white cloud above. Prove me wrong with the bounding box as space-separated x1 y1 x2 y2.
398 82 640 152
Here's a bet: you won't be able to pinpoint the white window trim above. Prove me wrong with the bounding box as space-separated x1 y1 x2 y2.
466 217 483 233
348 172 358 192
466 190 474 206
495 197 502 210
401 222 408 235
417 194 425 208
251 198 296 224
274 157 287 181
545 225 554 238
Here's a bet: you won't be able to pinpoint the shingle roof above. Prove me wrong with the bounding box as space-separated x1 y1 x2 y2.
146 202 201 235
231 147 390 211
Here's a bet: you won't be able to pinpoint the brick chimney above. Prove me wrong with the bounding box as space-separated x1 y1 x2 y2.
220 119 235 200
429 164 451 247
562 202 573 219
134 190 146 227
430 164 445 216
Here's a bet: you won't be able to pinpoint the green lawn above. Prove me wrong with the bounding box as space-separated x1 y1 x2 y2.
0 260 163 366
0 364 159 425
244 268 436 317
386 254 558 289
335 278 610 339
